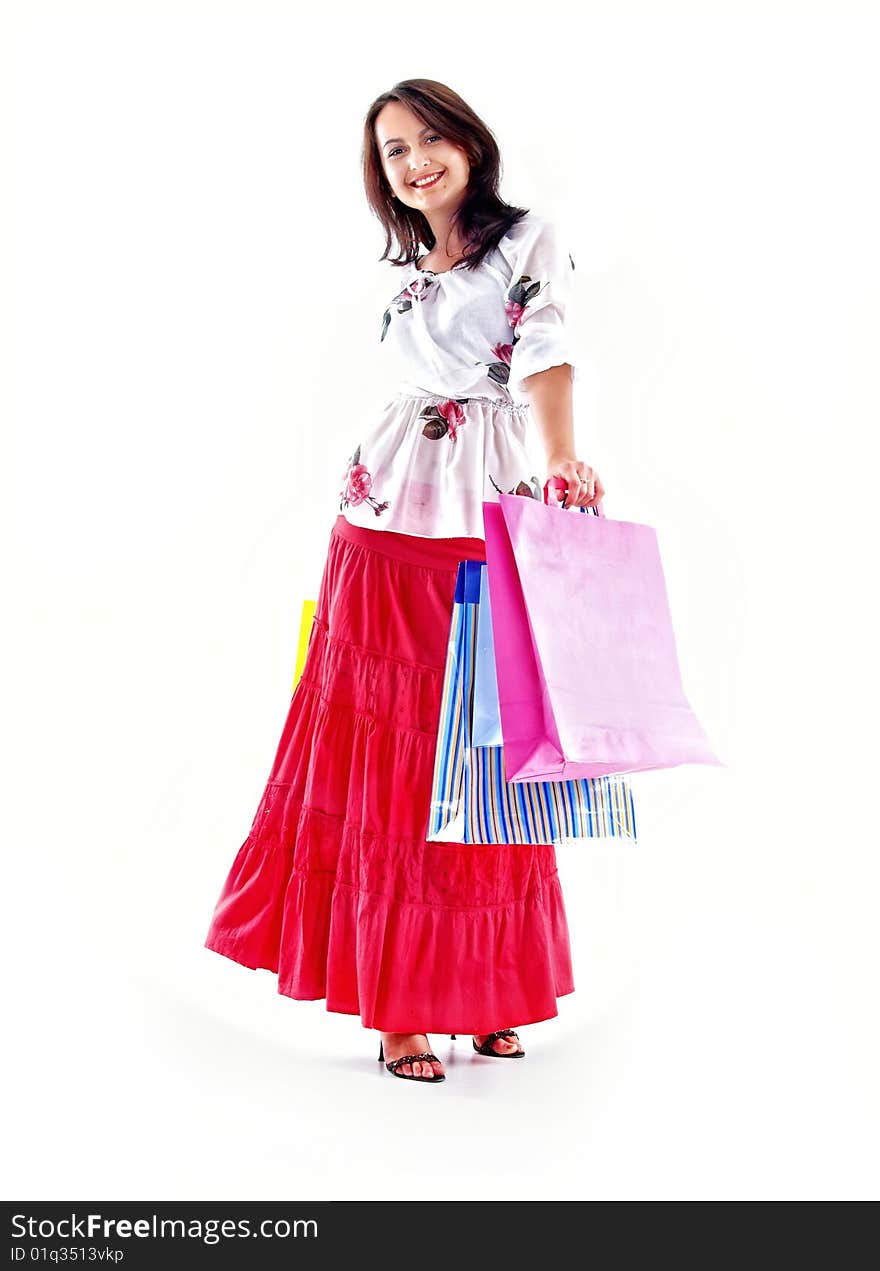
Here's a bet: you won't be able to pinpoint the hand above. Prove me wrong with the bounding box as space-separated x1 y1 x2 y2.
545 456 605 509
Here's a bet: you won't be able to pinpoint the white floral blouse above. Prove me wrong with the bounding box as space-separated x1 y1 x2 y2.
338 211 578 539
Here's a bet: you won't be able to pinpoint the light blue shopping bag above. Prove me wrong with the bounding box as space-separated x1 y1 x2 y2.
472 563 503 748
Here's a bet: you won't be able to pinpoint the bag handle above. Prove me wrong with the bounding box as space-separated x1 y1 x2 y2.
543 477 606 517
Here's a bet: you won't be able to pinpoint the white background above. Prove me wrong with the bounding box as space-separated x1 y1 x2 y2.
2 0 878 1201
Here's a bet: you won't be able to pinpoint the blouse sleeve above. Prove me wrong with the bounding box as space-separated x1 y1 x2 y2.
504 216 578 395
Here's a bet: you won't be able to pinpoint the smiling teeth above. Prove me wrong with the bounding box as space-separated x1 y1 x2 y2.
413 172 443 187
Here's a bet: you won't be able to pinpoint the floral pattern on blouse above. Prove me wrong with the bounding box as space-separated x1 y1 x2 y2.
339 445 389 517
419 398 469 445
474 341 513 390
380 274 438 342
489 472 543 500
474 274 551 397
505 273 548 332
502 274 550 393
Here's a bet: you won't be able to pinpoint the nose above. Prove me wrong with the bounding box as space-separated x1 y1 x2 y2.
408 149 433 173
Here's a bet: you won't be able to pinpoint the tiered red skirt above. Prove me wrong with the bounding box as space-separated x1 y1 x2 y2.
204 514 575 1033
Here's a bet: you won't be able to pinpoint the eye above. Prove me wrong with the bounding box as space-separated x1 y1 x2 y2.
387 134 442 160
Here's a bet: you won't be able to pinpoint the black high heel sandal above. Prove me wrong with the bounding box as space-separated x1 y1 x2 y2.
378 1038 446 1082
470 1028 525 1058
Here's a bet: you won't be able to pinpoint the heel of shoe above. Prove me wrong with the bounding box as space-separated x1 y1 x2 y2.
378 1040 384 1063
450 1034 456 1039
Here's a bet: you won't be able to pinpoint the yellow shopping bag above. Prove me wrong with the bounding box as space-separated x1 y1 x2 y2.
292 600 316 692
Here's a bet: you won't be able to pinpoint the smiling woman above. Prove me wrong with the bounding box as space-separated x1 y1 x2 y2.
375 103 475 273
204 78 610 1088
366 84 535 277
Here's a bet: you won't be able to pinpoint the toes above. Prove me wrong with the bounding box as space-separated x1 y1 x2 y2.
471 1031 523 1054
383 1037 445 1077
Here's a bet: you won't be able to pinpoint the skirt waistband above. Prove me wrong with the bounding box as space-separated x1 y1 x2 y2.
391 392 531 414
331 514 486 572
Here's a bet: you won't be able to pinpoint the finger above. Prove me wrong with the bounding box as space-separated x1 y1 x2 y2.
584 476 602 507
566 483 582 508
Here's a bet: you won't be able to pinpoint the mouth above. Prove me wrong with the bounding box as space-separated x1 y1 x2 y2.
409 169 445 190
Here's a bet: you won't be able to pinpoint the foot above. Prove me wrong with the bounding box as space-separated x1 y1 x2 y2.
473 1030 524 1056
380 1033 445 1080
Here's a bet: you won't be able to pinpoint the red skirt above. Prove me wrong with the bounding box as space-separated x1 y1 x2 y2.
204 514 575 1033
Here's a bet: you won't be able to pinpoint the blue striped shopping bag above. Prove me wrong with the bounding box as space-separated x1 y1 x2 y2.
426 560 637 844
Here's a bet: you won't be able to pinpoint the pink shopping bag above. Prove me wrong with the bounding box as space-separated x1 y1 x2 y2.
482 481 724 780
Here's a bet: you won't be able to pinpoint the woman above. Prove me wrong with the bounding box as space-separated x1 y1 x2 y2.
204 78 606 1084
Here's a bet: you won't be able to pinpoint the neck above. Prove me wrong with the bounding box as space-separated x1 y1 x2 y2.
423 209 467 261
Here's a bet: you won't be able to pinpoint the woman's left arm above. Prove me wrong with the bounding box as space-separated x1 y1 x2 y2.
524 363 605 509
505 217 604 510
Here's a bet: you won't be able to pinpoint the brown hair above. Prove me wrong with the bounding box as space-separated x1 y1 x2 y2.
362 78 529 272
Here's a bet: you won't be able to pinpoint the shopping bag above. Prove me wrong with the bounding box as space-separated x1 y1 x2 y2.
426 560 637 844
483 481 723 781
291 599 316 692
471 563 503 747
472 500 600 747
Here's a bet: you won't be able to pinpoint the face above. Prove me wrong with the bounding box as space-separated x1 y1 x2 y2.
375 100 470 214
